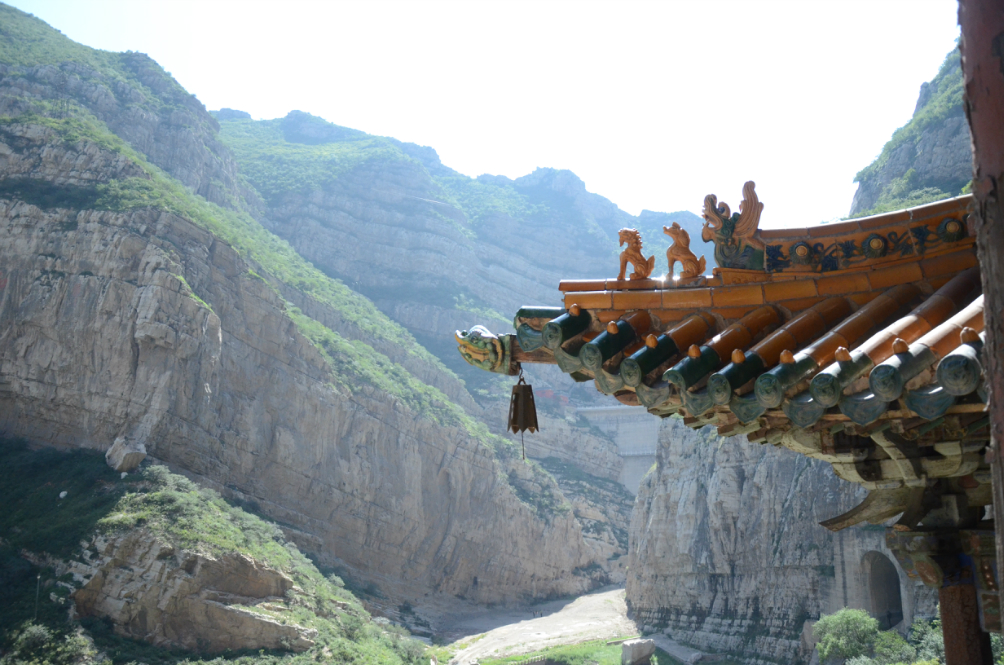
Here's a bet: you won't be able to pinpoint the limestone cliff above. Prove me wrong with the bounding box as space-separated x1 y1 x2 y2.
626 419 937 664
537 456 636 582
850 47 971 217
0 5 607 614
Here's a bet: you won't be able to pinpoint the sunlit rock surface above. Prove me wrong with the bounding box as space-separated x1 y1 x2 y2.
73 530 316 653
626 418 936 664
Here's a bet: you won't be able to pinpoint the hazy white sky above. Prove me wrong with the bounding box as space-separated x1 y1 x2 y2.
10 0 961 227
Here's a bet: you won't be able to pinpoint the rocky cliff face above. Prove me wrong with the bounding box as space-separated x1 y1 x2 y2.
850 48 971 217
0 164 596 606
537 456 636 582
0 6 611 615
626 419 936 664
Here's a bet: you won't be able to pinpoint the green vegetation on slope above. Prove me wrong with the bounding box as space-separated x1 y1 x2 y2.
852 47 968 217
852 169 961 217
217 112 547 230
217 110 652 271
0 4 127 74
285 305 481 430
431 172 544 226
0 4 203 120
476 636 682 665
217 118 406 204
0 441 427 665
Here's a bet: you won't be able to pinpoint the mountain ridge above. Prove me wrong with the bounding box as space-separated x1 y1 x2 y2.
213 108 710 399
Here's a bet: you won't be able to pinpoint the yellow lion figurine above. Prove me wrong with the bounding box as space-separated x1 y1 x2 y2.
664 222 706 279
617 228 655 281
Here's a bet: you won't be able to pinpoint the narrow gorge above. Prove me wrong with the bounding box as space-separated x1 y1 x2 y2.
0 3 652 648
0 3 625 621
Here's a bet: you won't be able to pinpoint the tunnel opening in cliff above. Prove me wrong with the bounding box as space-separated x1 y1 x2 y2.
862 551 903 629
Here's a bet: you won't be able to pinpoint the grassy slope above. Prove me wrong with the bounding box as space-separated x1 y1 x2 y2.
216 118 405 206
851 47 967 217
0 3 212 135
473 637 687 665
0 442 425 665
218 115 543 226
217 114 551 323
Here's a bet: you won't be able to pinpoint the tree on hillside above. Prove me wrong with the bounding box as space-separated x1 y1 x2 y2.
814 609 879 663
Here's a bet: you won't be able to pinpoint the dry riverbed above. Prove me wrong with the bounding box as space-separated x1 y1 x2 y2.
444 586 637 664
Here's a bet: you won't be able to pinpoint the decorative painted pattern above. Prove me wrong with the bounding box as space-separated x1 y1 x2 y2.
764 215 968 273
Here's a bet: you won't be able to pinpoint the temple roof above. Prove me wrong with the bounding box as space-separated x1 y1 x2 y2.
455 187 989 535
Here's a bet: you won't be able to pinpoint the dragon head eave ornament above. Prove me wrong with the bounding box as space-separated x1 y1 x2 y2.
455 325 512 373
702 180 766 271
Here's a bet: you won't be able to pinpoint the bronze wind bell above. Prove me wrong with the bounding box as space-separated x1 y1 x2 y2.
507 370 538 459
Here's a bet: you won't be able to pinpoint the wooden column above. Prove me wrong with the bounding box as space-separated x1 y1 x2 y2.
940 585 993 664
959 0 1004 663
960 0 1004 604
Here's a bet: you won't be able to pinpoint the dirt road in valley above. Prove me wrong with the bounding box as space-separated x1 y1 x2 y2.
446 586 638 664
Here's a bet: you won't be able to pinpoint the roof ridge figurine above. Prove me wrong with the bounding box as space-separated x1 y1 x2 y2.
617 228 655 281
664 221 706 279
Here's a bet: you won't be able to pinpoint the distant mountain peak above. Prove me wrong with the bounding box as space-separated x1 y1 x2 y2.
849 47 970 217
213 108 251 121
280 110 366 145
514 167 587 195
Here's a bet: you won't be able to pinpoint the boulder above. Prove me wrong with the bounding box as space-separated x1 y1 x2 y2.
72 529 315 653
105 437 146 472
621 638 656 665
